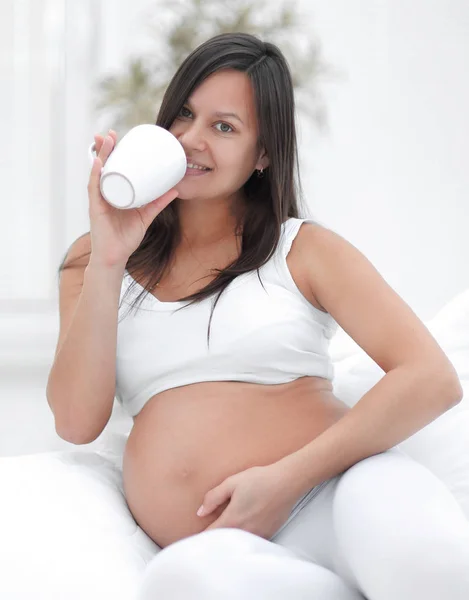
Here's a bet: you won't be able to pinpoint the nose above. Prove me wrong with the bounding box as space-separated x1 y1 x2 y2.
176 121 207 152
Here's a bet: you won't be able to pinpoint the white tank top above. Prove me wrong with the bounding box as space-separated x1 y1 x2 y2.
115 218 338 417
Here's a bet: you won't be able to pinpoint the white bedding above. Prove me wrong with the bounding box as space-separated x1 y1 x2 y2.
0 451 157 599
1 288 468 599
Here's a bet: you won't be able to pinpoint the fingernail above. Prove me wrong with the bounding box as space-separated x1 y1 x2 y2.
197 505 204 517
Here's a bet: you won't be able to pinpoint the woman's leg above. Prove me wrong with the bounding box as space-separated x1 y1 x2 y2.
137 528 365 600
274 447 469 600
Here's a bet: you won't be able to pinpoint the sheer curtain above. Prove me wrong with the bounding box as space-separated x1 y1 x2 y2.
0 0 101 369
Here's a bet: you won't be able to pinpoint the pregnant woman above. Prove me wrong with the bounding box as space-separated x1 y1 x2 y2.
47 33 469 600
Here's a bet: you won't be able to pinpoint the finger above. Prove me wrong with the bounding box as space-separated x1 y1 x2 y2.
98 135 115 165
94 134 104 155
204 519 222 531
203 505 233 530
198 479 234 517
140 188 179 229
88 156 103 193
95 131 116 156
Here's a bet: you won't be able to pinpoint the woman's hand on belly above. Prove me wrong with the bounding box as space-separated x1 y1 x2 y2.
196 462 300 541
122 379 349 547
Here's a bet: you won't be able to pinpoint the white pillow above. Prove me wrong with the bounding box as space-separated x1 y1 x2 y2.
0 451 158 600
331 288 469 520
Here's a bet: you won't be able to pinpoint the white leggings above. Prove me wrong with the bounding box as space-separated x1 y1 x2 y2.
137 448 469 600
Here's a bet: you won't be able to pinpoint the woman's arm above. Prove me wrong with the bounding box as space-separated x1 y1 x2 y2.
274 224 462 497
46 234 126 444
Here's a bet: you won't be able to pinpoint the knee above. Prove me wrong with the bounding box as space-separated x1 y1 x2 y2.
155 528 292 564
137 529 295 600
333 449 417 514
137 530 243 599
138 529 366 600
155 528 255 564
339 449 405 484
139 530 264 585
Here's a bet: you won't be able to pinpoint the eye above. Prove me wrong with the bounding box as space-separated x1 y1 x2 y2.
179 106 192 118
215 122 234 134
178 106 234 133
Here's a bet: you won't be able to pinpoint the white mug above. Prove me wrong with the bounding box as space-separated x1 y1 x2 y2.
88 124 187 209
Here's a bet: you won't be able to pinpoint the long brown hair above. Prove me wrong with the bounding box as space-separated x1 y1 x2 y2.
60 32 312 347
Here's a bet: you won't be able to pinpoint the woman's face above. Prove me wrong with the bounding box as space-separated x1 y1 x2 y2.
169 69 268 203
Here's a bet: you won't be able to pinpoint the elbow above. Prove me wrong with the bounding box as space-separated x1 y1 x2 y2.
48 397 105 446
55 423 101 445
448 377 464 406
437 362 464 407
52 406 108 444
46 382 109 445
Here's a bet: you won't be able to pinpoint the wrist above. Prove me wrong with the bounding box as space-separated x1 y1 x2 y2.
85 258 127 286
87 255 128 273
271 451 314 499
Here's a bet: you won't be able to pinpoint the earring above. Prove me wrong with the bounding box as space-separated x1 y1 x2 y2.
257 167 265 178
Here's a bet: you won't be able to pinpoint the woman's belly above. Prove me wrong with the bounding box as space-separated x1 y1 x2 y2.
122 376 349 548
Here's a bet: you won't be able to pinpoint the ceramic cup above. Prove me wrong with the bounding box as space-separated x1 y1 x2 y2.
88 124 187 209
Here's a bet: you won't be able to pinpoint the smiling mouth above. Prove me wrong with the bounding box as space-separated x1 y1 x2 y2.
185 165 213 175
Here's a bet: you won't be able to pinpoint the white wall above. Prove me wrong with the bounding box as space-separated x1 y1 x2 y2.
299 0 469 319
1 0 468 372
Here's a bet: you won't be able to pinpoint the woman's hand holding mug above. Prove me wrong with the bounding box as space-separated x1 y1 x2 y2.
88 128 183 269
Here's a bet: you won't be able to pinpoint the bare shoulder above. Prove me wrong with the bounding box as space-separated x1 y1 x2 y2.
289 221 342 312
294 220 343 250
293 221 456 377
293 219 391 321
58 230 92 301
60 232 92 270
54 232 92 358
293 220 374 297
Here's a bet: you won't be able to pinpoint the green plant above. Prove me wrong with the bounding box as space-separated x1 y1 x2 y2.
95 0 336 134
